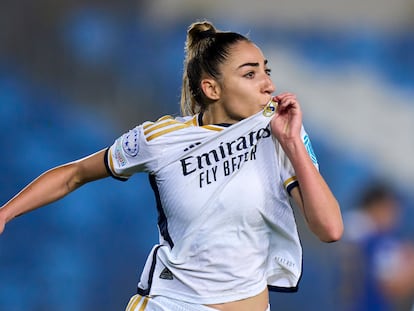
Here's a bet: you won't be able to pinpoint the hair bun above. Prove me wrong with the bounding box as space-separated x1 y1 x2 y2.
197 28 216 40
187 21 217 47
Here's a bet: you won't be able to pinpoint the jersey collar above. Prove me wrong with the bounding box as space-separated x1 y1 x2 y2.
197 112 232 128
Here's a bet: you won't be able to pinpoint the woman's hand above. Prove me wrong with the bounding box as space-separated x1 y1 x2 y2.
270 92 302 143
0 149 109 236
0 215 5 235
270 92 343 242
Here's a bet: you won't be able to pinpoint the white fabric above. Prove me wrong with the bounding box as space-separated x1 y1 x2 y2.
108 104 318 304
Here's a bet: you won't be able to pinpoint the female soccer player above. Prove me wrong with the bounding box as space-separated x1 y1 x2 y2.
0 21 343 311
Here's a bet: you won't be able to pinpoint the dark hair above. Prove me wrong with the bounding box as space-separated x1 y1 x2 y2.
358 182 396 209
180 21 250 116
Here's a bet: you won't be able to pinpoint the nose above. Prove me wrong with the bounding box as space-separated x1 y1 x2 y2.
262 74 275 94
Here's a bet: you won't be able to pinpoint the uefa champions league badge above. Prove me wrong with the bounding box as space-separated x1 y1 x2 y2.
122 128 139 157
263 99 278 117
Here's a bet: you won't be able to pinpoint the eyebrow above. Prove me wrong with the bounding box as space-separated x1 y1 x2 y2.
237 59 268 69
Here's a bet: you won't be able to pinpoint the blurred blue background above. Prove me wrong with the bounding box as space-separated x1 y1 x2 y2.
1 1 414 310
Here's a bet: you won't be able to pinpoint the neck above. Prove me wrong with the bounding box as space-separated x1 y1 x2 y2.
201 106 239 126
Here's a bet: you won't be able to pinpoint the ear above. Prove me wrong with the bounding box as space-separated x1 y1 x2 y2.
200 78 220 101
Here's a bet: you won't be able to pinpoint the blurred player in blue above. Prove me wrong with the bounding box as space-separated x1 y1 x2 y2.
340 182 414 311
0 20 343 311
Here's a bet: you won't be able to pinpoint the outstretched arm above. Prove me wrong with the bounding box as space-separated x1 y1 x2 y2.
271 93 343 242
0 149 109 234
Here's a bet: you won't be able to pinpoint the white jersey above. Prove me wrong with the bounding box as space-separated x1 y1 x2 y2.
105 102 319 304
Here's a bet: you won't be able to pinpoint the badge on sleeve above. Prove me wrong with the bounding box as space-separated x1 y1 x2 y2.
122 128 140 157
303 134 318 165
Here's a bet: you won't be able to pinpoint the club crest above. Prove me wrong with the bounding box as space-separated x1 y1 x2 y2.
263 100 278 117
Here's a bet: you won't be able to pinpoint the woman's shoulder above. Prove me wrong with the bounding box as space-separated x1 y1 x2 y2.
142 114 196 127
139 114 199 142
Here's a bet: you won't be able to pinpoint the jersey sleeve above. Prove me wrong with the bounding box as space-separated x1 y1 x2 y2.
274 126 319 195
105 114 196 181
105 125 151 181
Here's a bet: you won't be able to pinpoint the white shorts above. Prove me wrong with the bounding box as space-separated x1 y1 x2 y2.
125 294 271 311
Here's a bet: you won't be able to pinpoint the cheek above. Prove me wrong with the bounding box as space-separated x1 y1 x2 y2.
221 81 258 113
232 101 260 119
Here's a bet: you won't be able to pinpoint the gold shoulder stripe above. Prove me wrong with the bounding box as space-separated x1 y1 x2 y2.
185 116 197 126
142 121 154 130
142 115 174 130
144 119 186 136
283 176 297 188
202 125 224 132
147 124 189 141
157 115 174 122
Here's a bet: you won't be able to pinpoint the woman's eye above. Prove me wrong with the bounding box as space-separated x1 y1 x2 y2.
244 72 255 78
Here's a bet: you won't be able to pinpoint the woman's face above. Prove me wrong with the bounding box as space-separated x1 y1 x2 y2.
216 41 275 122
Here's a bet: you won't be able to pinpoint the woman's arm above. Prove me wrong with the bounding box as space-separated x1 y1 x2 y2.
0 149 109 234
271 93 343 242
288 149 343 242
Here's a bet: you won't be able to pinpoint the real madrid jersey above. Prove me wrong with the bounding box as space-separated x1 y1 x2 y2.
105 102 319 304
